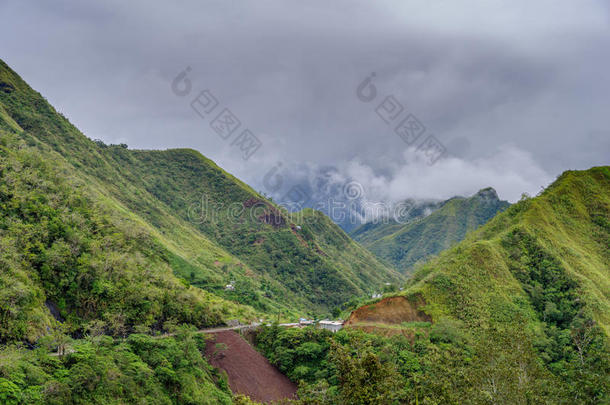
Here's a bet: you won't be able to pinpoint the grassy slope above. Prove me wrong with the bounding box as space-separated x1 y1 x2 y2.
291 209 403 292
350 200 442 246
352 167 610 400
0 129 248 405
101 148 403 312
0 121 258 342
0 61 250 405
352 188 510 273
407 168 610 333
0 58 401 323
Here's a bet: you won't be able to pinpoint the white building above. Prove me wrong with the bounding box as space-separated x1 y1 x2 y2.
318 320 343 333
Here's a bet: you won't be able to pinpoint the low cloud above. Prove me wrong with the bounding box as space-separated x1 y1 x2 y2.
264 144 551 203
342 145 553 203
1 0 606 221
257 144 551 229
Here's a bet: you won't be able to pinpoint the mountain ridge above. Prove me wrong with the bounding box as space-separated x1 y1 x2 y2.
352 187 510 273
0 58 402 341
344 165 610 401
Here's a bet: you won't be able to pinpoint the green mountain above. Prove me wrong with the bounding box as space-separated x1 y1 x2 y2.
350 199 442 246
337 166 610 402
352 188 510 273
0 58 405 404
2 57 608 404
0 58 401 344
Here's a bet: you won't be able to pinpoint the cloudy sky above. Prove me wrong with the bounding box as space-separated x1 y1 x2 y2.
1 0 609 206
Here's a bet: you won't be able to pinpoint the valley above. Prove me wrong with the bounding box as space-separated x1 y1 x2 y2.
0 56 608 404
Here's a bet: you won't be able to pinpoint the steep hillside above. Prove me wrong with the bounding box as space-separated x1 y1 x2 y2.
0 58 400 325
0 119 248 403
0 108 258 344
345 167 610 402
98 149 403 311
290 209 403 292
352 188 509 273
349 199 442 246
0 58 405 405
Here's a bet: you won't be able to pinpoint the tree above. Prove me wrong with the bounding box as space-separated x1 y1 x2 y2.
329 341 403 404
571 318 596 367
86 319 106 340
0 378 20 405
43 321 72 357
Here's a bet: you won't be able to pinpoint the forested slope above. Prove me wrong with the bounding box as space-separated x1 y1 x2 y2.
0 58 401 325
344 166 610 402
0 57 402 404
352 188 509 273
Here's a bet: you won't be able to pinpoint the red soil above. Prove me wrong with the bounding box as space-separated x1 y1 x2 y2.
345 295 432 325
204 331 297 403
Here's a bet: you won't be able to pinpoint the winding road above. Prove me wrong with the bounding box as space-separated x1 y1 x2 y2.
49 322 304 356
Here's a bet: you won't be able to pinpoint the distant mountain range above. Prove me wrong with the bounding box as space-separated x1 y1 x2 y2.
351 188 510 273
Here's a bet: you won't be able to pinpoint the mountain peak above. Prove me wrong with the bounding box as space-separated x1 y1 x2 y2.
475 187 499 201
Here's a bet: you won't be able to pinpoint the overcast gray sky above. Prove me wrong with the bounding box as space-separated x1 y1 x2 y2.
1 0 609 204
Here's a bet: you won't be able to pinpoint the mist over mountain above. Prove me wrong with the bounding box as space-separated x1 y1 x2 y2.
261 145 550 233
1 1 609 403
4 1 608 217
352 187 511 273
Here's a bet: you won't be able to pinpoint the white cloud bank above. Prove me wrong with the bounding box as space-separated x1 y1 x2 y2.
342 145 553 203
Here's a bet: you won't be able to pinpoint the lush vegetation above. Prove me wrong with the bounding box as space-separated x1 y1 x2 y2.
0 57 405 404
0 330 233 404
0 132 260 342
0 59 401 319
1 58 609 404
352 188 509 273
255 322 561 404
92 148 402 314
253 167 610 404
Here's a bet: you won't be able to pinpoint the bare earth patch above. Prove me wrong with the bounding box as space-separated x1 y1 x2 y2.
345 295 431 326
204 331 297 403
